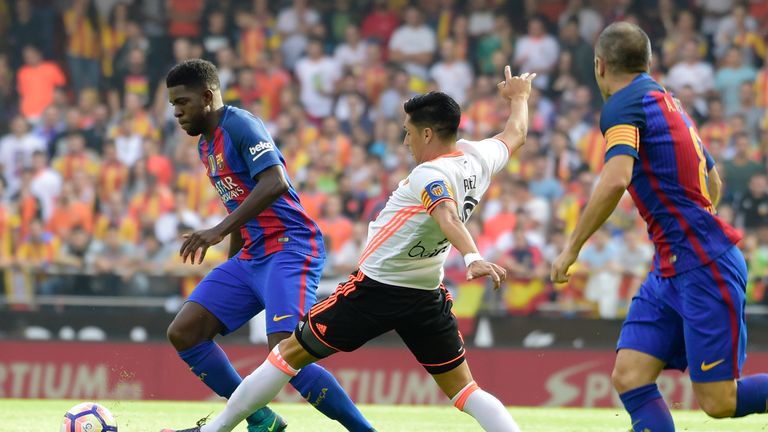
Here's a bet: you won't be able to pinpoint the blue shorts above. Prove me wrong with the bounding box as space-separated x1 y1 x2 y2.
187 251 324 335
617 246 748 383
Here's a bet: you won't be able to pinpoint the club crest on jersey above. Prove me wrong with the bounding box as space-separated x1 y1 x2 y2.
431 184 444 196
208 153 225 175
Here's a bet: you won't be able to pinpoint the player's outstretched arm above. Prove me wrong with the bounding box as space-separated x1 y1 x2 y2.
493 66 536 155
430 200 507 289
179 165 289 264
550 154 634 283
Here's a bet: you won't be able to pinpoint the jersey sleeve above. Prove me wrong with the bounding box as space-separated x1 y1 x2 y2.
460 138 510 175
230 113 283 179
600 93 645 162
408 165 456 215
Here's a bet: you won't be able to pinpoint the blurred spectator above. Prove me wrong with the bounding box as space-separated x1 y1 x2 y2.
0 115 45 195
62 0 101 93
52 131 100 182
715 47 757 116
167 0 204 40
85 223 139 295
361 0 400 47
16 45 65 121
579 229 621 319
661 10 707 69
429 38 473 106
723 132 763 203
317 194 353 254
735 174 768 230
97 140 129 204
295 37 341 120
277 0 320 69
29 150 62 221
615 230 653 302
498 226 546 280
388 6 436 80
202 9 232 60
665 40 715 100
474 15 514 76
334 25 368 70
467 0 495 38
558 17 595 87
513 16 559 89
15 218 61 274
558 0 603 44
714 2 763 64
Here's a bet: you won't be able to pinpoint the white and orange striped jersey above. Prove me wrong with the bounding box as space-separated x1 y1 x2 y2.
358 138 510 290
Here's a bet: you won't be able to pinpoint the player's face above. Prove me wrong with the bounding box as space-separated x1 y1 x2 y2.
168 84 211 136
402 115 425 162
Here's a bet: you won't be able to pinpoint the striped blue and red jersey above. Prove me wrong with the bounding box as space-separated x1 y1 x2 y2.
601 73 741 277
198 105 324 259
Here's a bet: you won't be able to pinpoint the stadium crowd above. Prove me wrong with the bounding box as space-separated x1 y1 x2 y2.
0 0 767 319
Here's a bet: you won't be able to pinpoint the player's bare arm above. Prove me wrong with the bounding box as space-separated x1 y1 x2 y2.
179 165 289 264
707 166 722 208
227 228 244 259
429 200 507 289
550 154 634 283
493 66 536 154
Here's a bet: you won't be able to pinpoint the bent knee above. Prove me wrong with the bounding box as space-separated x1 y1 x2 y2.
167 321 206 351
611 367 648 394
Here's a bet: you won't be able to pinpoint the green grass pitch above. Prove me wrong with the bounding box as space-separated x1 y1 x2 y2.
7 399 768 431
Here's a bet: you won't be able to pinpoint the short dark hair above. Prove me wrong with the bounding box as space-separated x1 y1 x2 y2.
595 22 651 74
403 92 460 139
166 59 220 90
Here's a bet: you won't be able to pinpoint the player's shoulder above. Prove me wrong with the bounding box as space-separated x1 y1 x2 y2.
221 106 268 135
601 74 663 132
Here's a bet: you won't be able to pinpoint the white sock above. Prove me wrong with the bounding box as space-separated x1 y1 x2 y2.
201 347 298 432
451 381 521 432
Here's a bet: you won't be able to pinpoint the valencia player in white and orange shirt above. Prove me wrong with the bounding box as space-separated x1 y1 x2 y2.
164 66 535 432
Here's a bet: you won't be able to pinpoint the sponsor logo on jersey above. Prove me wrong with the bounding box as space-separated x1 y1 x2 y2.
249 141 275 161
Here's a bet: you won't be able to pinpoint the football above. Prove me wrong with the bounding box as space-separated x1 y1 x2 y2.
61 402 118 432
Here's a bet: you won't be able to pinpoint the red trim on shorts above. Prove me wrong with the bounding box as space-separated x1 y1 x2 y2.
420 350 466 368
298 255 311 318
708 260 741 379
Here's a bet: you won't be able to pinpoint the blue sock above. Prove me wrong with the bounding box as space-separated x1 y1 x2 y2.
178 341 274 423
735 374 768 417
619 383 675 432
290 363 373 431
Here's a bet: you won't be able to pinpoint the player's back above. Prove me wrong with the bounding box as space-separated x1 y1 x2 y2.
359 137 509 289
198 105 324 259
601 73 741 276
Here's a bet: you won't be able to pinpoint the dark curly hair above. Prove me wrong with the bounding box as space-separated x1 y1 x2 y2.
165 59 221 90
403 92 461 139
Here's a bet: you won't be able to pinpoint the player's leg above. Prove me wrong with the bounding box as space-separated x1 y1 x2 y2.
261 254 373 431
196 270 385 432
684 247 768 418
167 258 282 429
613 274 683 432
397 285 520 431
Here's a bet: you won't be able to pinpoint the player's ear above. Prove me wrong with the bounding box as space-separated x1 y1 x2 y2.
202 88 214 106
595 56 605 77
423 127 433 144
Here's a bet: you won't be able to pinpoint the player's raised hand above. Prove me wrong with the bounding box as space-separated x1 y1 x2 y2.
497 66 536 102
180 227 226 264
550 248 579 284
467 260 507 290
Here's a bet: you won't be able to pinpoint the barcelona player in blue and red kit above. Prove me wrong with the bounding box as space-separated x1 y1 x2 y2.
552 23 768 431
164 60 373 432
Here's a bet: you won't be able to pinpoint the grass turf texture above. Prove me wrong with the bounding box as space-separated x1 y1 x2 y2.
7 399 768 431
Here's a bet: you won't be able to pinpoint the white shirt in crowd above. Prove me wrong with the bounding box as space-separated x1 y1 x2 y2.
430 61 474 106
295 56 341 118
388 24 436 79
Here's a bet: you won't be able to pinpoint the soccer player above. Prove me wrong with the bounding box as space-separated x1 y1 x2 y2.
163 59 374 432
163 67 534 432
551 22 768 431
